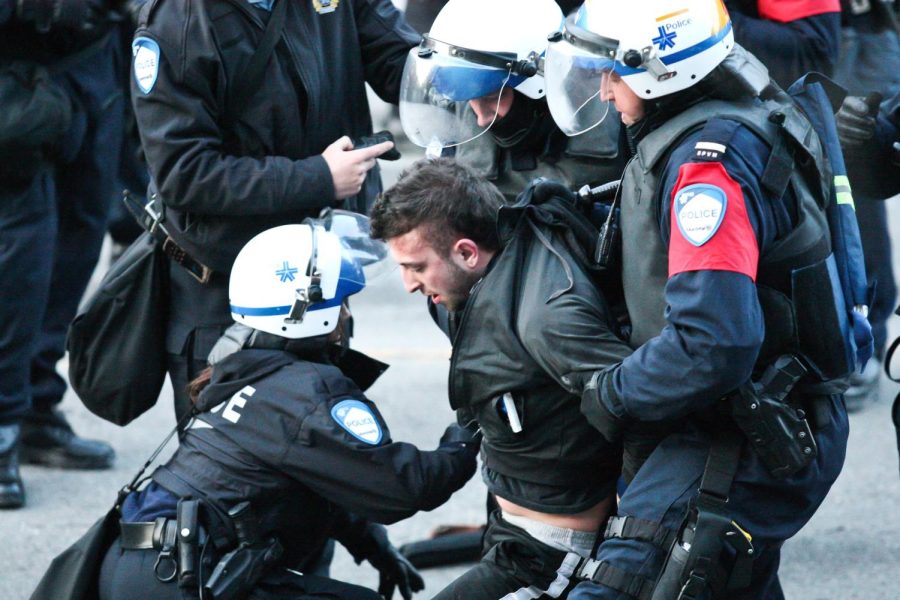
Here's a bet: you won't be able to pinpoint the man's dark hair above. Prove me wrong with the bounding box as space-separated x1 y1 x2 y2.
370 158 505 254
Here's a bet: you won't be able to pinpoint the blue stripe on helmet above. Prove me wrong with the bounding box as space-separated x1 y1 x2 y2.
615 21 733 76
230 304 292 316
232 249 366 317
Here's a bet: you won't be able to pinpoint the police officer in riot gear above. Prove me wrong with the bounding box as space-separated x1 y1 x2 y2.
398 0 626 203
96 221 479 599
544 1 856 597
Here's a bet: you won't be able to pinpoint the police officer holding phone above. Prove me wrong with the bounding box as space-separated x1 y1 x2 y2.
130 0 420 421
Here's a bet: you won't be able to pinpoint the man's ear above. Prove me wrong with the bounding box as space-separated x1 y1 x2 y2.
452 238 482 269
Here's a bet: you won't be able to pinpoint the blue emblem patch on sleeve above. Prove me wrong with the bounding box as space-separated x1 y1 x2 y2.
132 37 160 94
331 399 383 445
675 183 727 246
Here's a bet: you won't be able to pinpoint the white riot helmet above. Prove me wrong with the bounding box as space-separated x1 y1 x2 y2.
545 0 734 136
229 219 382 339
399 0 564 154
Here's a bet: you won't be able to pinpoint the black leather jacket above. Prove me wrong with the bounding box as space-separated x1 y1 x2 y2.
434 196 632 513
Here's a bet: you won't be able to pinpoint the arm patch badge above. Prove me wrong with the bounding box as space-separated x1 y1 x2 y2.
132 37 160 94
674 183 727 246
331 399 383 445
668 162 759 281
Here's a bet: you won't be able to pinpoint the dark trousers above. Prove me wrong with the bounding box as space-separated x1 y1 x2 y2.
569 396 849 600
433 512 586 600
0 34 125 423
0 172 56 423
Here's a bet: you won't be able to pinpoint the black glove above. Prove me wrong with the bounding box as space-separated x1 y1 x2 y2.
363 524 425 600
438 422 481 453
17 0 109 32
580 370 630 444
836 95 879 149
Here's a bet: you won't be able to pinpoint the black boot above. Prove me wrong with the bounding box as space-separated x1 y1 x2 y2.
20 409 114 470
0 423 25 509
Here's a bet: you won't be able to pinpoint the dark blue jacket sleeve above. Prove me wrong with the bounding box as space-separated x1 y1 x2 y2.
727 3 841 88
605 126 785 421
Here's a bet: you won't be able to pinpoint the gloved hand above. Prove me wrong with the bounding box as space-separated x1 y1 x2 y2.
363 524 425 600
579 370 630 445
16 0 109 33
836 95 878 149
438 422 481 453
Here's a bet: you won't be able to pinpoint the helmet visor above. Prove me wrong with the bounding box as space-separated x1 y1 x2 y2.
545 36 615 137
313 209 394 284
399 46 518 153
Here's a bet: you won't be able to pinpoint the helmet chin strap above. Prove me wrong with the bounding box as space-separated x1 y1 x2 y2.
563 75 611 137
287 224 324 323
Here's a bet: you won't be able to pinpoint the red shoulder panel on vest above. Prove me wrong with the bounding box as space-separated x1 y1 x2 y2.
757 0 841 23
668 162 759 281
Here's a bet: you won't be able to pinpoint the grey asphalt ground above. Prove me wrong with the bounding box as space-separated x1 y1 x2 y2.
1 141 899 599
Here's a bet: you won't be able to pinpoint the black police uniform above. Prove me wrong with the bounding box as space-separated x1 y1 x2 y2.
99 345 477 599
428 194 634 599
0 0 120 507
130 0 419 419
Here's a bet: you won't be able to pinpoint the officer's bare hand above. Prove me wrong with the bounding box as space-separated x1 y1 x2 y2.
322 136 395 200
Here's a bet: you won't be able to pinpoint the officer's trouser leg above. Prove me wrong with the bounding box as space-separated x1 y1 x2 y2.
99 538 186 600
30 34 124 414
0 172 55 423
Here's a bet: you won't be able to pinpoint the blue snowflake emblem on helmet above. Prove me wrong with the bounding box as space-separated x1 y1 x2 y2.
275 261 298 282
652 26 677 51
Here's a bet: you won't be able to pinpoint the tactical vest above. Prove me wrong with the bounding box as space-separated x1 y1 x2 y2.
620 97 850 380
449 217 622 513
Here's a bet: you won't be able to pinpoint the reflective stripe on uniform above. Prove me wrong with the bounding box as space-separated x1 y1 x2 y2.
834 175 855 209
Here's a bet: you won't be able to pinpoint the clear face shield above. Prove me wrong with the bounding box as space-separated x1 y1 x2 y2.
313 209 394 282
399 36 534 156
287 213 388 325
545 18 621 137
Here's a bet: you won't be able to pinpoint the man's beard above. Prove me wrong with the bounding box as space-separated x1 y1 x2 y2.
442 259 483 312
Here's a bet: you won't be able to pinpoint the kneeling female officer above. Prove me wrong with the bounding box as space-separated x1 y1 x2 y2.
98 220 480 599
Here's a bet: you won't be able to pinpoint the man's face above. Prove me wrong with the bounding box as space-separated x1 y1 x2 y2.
387 227 482 311
468 87 515 128
600 71 645 126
